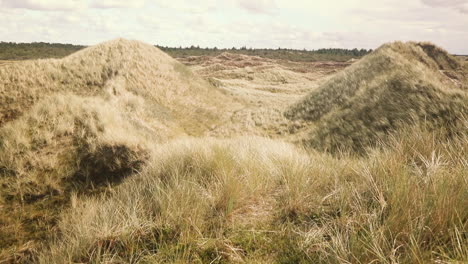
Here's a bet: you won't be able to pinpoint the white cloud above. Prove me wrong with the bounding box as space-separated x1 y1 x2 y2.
90 0 147 8
0 0 148 10
0 0 85 11
0 0 467 54
155 0 219 14
421 0 468 13
236 0 277 14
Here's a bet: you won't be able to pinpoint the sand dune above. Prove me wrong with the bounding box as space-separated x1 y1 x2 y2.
286 41 468 152
1 40 466 263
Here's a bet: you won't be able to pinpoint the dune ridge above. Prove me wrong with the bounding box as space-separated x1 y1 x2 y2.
285 41 468 152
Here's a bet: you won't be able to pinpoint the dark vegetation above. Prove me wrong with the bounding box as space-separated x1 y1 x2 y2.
0 42 85 60
157 45 372 61
0 41 371 62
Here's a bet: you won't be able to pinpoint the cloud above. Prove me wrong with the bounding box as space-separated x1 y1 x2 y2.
0 0 148 10
155 0 219 14
236 0 277 14
421 0 468 13
0 0 84 10
0 0 467 54
90 0 147 8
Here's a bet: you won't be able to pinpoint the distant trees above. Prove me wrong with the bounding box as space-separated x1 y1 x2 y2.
314 48 371 57
0 42 84 60
157 45 372 62
0 42 373 62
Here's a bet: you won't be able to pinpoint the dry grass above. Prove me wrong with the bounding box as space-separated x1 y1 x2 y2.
39 127 467 263
0 39 234 131
1 39 467 263
286 41 468 153
0 94 152 196
0 39 236 260
0 60 15 66
182 52 348 139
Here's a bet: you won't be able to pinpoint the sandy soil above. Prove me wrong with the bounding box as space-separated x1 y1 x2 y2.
178 53 353 140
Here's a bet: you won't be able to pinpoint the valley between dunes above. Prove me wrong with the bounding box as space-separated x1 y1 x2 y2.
0 39 467 263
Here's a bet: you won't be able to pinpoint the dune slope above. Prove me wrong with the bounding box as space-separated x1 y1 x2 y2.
286 42 468 152
0 39 235 259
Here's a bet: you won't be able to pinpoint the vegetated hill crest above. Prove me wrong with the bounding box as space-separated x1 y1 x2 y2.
286 41 468 152
0 37 238 196
0 38 234 130
0 38 238 257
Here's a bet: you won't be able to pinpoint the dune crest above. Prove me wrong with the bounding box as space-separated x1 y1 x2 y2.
286 41 468 152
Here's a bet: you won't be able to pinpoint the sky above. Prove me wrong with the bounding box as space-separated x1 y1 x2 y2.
0 0 467 54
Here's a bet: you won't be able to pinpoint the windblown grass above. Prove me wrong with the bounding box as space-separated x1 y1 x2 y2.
1 39 467 263
40 126 467 263
286 41 468 153
0 39 232 131
0 39 235 260
0 94 154 260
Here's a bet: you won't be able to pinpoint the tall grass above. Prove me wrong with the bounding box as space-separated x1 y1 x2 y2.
40 126 467 263
286 41 468 153
1 39 466 263
0 39 234 260
0 39 232 131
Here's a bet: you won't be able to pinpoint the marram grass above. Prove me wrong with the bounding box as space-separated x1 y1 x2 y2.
0 39 467 263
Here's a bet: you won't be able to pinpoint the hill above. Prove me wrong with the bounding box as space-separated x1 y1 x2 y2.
0 39 235 258
0 39 466 263
286 41 468 152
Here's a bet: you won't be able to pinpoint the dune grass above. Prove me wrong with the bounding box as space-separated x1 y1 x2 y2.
38 125 467 263
0 39 235 261
1 39 467 263
0 94 156 261
0 39 233 131
286 41 468 153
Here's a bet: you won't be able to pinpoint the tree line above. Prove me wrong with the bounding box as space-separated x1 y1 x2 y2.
158 45 372 62
0 42 85 60
0 41 372 62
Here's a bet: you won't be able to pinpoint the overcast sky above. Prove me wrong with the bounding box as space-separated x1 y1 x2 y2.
1 0 467 53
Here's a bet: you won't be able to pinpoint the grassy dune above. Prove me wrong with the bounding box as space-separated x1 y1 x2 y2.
0 39 236 261
0 39 234 129
0 39 467 263
286 42 468 153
